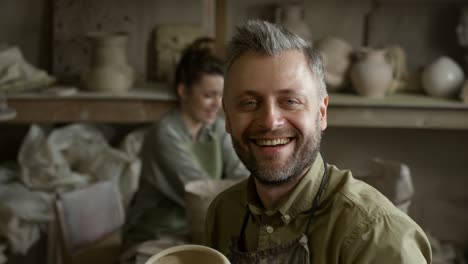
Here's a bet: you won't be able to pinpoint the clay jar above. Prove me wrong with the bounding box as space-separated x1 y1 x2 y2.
82 32 134 93
421 56 465 98
350 48 393 98
315 37 353 92
275 3 312 44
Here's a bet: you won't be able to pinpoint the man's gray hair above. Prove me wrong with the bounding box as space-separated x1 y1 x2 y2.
226 20 327 100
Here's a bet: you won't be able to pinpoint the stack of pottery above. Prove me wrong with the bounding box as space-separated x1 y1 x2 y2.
421 56 465 99
82 32 134 93
314 37 353 92
275 3 312 44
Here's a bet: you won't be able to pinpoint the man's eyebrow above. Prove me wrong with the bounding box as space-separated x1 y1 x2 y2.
277 88 306 96
233 90 261 100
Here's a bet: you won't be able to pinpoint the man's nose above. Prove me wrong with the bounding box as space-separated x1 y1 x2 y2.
257 103 284 130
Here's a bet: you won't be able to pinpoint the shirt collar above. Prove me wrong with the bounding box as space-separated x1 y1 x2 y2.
245 153 326 222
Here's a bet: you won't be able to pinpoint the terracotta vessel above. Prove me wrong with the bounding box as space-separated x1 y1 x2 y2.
350 48 393 98
275 3 312 44
315 37 353 92
82 32 134 93
421 56 465 98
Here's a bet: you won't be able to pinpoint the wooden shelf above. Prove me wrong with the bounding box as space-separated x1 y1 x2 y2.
3 89 177 124
328 93 468 130
3 91 468 129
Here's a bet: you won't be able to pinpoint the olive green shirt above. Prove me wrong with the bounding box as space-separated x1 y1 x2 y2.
205 154 432 263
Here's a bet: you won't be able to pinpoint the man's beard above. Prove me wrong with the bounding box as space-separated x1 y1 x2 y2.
231 116 322 186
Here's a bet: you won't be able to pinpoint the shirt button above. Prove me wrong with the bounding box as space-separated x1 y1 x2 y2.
282 214 291 222
266 226 274 233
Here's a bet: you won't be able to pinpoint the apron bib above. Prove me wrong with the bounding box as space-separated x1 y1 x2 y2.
227 159 329 264
190 131 222 180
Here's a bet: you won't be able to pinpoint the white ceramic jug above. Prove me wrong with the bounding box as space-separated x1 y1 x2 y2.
350 48 394 98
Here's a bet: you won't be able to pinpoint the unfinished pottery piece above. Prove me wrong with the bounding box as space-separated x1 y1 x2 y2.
184 179 238 244
82 32 134 93
350 48 393 98
421 56 464 98
145 244 230 264
275 3 312 44
314 36 353 92
154 25 201 83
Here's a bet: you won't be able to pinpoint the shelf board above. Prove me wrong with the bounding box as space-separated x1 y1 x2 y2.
3 91 468 129
328 93 468 129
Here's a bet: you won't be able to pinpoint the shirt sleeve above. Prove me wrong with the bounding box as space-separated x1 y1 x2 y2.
342 213 432 264
140 123 211 207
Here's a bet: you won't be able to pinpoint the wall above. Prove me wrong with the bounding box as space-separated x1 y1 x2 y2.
0 0 51 70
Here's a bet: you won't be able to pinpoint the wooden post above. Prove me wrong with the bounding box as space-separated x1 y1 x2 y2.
215 0 226 59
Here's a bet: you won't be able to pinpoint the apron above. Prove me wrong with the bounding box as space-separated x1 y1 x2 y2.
123 129 223 250
226 159 329 264
190 130 222 180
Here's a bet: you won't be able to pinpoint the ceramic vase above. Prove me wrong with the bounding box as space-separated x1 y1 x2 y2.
350 48 393 98
315 37 353 92
421 56 465 98
275 3 312 44
82 32 134 93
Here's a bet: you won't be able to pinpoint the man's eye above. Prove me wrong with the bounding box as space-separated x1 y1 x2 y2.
239 100 257 110
283 98 302 109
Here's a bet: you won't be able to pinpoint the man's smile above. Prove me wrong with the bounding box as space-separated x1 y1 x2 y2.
253 137 292 146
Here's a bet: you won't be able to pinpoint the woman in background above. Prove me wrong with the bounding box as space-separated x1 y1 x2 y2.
122 38 248 252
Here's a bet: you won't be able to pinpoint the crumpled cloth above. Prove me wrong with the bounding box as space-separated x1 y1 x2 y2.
118 127 147 207
0 124 144 255
0 183 53 254
0 45 55 93
18 124 136 193
356 158 414 214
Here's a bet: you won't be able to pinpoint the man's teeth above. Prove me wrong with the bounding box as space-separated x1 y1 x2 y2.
256 138 291 146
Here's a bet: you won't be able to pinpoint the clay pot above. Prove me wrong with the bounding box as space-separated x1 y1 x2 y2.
82 32 134 93
421 56 465 98
350 48 393 98
145 244 230 264
315 37 353 92
275 3 312 44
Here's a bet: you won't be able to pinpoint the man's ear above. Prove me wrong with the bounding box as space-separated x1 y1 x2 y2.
176 83 187 100
222 100 232 134
320 95 329 131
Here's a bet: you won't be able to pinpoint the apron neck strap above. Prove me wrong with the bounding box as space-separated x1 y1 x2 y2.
305 158 329 234
238 156 329 251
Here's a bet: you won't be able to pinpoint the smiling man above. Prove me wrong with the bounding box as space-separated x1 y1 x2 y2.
204 20 431 264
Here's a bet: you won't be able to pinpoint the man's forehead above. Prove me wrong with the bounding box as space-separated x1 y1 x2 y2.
225 51 315 94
